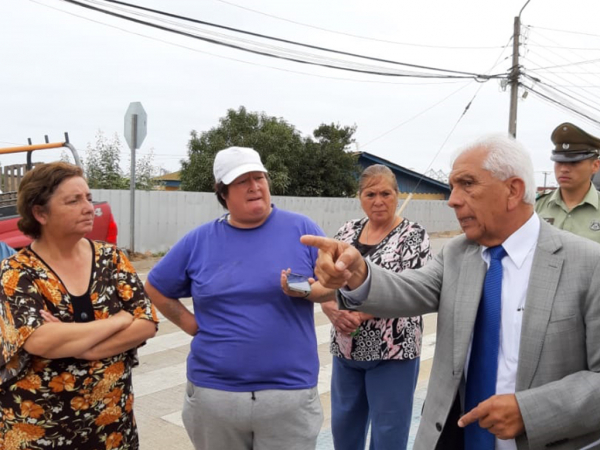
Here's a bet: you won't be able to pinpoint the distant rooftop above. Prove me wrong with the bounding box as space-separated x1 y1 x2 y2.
154 171 181 181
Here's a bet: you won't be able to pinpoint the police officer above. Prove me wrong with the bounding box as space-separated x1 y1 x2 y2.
536 122 600 243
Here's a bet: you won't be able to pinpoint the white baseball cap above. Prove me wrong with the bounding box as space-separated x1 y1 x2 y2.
213 146 268 185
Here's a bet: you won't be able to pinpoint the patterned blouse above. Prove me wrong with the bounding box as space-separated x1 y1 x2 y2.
0 241 158 450
331 217 431 361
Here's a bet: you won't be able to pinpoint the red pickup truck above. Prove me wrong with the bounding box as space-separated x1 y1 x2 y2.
0 140 118 249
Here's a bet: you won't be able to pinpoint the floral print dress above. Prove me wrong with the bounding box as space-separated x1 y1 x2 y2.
0 241 158 450
331 217 432 361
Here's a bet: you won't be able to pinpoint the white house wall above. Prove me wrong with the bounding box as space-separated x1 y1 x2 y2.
91 190 460 254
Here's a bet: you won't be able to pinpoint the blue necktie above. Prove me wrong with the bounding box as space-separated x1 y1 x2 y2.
464 245 507 450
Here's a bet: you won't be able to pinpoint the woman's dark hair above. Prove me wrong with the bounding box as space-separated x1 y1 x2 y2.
17 162 85 239
214 182 229 209
214 173 271 210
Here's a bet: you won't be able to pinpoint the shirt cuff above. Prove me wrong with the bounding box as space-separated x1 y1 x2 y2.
339 262 372 307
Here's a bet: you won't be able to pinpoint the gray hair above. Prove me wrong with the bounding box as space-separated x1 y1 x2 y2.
358 164 399 194
452 133 536 204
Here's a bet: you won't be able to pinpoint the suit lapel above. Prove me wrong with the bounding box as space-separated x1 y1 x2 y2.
453 243 486 375
516 222 564 390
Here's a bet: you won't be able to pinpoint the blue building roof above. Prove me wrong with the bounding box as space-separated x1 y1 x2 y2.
357 152 450 198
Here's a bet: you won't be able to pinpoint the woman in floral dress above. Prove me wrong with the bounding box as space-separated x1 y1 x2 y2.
321 165 432 450
0 162 158 450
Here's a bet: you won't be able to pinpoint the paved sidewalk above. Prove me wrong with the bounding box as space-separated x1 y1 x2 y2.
131 237 451 449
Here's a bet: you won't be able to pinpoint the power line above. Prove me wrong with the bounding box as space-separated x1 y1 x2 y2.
527 90 600 130
212 0 507 50
59 0 505 80
527 57 600 71
521 38 600 106
523 73 600 114
524 61 600 105
413 40 518 177
524 46 600 82
29 0 466 87
523 73 600 118
88 0 488 75
97 0 502 77
360 81 473 149
548 84 600 88
528 25 600 40
526 44 600 51
362 35 513 192
90 0 425 78
525 29 600 81
362 35 513 149
523 59 600 108
409 84 482 194
527 69 600 75
524 51 600 81
517 23 600 121
521 84 600 126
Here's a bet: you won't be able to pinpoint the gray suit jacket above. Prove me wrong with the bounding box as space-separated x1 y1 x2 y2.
353 220 600 450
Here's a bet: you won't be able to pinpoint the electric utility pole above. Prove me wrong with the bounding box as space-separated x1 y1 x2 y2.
508 0 531 137
508 16 521 137
542 171 551 188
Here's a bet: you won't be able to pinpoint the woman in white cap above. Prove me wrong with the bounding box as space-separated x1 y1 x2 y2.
145 146 330 450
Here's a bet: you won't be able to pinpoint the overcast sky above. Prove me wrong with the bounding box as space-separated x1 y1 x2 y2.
2 0 599 188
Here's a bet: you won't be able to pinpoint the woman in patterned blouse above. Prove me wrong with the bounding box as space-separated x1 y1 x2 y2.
321 165 432 450
0 162 158 450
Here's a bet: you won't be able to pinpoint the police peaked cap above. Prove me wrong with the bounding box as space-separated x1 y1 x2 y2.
551 122 600 162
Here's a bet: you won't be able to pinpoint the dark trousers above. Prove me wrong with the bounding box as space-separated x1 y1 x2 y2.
435 391 464 450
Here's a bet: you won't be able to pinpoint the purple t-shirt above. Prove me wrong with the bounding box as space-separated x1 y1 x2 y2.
148 206 324 392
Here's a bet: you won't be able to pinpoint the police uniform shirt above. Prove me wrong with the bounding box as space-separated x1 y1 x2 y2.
535 183 600 244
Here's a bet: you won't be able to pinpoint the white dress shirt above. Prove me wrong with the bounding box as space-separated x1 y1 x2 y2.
477 213 540 450
343 213 541 450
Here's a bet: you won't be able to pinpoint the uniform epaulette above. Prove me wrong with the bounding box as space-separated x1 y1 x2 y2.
536 189 554 201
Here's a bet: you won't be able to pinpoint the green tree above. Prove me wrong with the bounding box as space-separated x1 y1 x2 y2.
85 131 128 190
180 107 359 197
291 123 359 197
84 131 159 190
59 150 73 164
132 149 160 191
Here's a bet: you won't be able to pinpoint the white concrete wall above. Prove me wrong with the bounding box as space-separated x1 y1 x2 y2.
91 190 459 253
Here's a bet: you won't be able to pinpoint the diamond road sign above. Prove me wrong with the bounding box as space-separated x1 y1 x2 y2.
124 102 147 150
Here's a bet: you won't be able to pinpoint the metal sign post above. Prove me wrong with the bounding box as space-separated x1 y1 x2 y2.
124 102 147 254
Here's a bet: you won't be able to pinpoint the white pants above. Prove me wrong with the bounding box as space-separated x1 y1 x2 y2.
182 383 323 450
